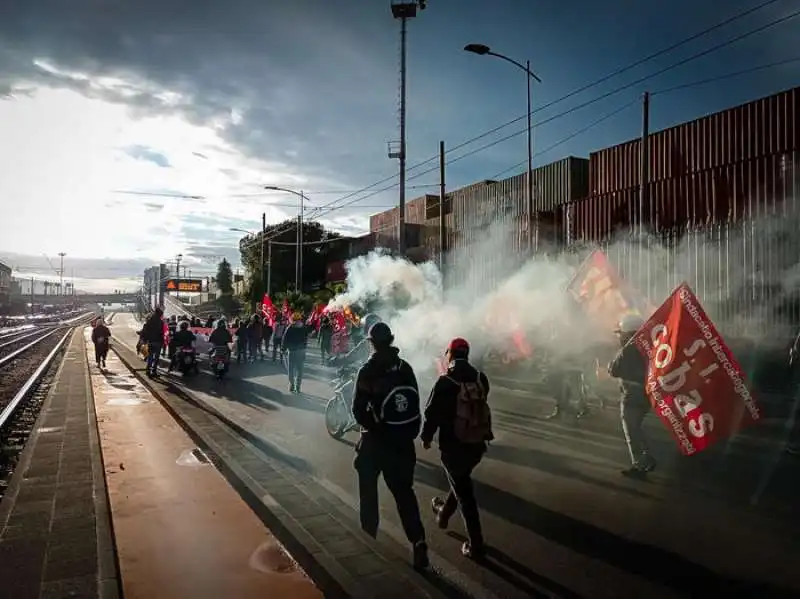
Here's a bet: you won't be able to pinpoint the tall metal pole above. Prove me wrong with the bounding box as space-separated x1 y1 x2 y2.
266 241 272 296
261 212 266 293
299 191 304 291
526 60 534 255
295 215 301 291
639 91 651 293
398 16 408 255
58 252 66 295
175 254 182 303
439 140 446 273
30 277 34 314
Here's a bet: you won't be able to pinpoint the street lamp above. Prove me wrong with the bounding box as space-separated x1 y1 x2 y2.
264 186 310 292
464 43 541 253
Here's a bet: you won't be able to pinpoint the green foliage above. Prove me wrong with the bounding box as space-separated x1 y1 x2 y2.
216 259 234 294
237 219 347 294
215 293 240 316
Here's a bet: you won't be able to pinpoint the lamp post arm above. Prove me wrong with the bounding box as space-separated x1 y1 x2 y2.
486 51 542 83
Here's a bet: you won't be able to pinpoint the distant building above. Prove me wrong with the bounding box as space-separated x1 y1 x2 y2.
0 261 11 310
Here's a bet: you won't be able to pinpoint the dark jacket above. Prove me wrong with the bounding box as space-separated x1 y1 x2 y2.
282 322 309 351
172 329 196 349
608 341 648 401
91 325 111 346
209 328 232 347
421 359 492 451
249 320 263 341
352 346 420 446
142 314 164 343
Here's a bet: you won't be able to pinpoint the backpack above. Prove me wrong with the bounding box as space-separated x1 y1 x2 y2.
375 362 421 438
447 374 491 444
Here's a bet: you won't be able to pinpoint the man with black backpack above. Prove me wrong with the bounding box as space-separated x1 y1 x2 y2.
421 337 492 560
351 321 429 570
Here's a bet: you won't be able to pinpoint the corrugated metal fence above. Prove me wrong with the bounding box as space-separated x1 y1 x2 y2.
565 150 800 341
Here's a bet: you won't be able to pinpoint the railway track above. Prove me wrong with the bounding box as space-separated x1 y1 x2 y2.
0 313 95 499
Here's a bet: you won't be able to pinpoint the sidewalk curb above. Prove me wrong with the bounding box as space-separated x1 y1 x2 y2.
110 340 454 599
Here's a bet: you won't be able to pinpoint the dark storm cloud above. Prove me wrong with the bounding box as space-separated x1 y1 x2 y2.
0 0 405 185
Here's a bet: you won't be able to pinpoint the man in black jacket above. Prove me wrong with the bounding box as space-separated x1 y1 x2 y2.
608 314 655 478
282 313 309 393
141 307 165 377
421 337 492 559
351 321 428 570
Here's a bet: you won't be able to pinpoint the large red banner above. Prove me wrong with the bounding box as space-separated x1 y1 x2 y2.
566 249 653 333
632 283 761 455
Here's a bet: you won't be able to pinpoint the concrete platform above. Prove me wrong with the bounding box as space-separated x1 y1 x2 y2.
83 329 321 599
0 329 118 599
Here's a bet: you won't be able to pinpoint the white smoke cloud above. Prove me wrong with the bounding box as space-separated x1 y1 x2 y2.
329 210 800 380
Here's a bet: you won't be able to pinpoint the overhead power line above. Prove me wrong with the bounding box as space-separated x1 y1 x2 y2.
233 1 797 251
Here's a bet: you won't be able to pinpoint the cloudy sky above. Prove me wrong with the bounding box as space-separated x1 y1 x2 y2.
0 0 797 292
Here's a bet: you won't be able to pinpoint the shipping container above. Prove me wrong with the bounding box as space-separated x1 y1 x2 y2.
563 151 800 343
566 151 798 242
368 195 427 234
589 86 799 195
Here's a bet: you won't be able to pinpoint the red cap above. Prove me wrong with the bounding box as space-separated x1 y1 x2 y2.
447 337 470 353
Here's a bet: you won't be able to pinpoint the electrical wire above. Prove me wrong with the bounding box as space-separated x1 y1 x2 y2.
294 0 790 219
294 4 800 222
229 2 798 257
651 55 800 96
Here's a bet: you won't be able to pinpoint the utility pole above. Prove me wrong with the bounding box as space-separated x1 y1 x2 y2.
58 252 66 296
389 0 425 256
295 215 301 291
639 91 650 294
175 254 183 303
30 277 34 314
439 140 446 274
299 191 304 292
261 212 266 294
266 241 272 296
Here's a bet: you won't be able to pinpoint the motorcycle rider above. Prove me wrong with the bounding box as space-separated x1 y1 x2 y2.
91 318 112 369
209 318 232 368
608 314 656 478
351 321 429 570
167 320 197 373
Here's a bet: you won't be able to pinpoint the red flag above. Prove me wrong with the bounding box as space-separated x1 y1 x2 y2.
306 303 324 329
632 283 761 455
566 249 654 333
261 294 277 326
282 299 291 321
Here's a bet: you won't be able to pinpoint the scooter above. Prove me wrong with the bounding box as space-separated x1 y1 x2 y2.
176 347 200 376
325 366 359 439
210 345 231 380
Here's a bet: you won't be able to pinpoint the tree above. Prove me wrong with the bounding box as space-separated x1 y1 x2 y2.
216 259 233 294
238 219 344 295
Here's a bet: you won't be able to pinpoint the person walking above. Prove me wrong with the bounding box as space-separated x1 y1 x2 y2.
421 337 492 559
608 314 656 478
351 321 429 570
91 318 112 369
141 307 165 377
282 312 309 393
319 314 333 364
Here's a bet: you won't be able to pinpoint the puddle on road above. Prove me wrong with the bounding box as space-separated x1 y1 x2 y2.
38 426 63 434
248 540 299 574
106 397 149 406
176 448 211 468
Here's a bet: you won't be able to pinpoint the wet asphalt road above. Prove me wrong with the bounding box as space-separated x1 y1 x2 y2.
112 315 800 599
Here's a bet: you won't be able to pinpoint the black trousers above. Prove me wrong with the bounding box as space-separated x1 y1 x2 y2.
94 343 109 363
439 445 485 548
354 437 425 545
